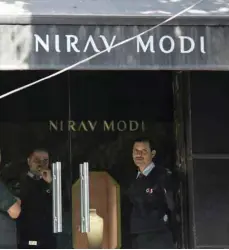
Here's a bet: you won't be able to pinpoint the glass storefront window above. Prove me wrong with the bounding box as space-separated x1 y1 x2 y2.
0 70 177 249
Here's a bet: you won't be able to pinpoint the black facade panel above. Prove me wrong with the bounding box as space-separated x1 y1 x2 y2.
191 72 229 154
192 159 229 248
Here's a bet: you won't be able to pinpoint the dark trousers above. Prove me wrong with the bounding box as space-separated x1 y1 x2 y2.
132 230 175 249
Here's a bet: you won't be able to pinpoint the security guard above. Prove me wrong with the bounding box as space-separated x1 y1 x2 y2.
127 137 175 249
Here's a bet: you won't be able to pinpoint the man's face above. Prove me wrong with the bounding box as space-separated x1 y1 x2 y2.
132 142 155 170
28 151 49 174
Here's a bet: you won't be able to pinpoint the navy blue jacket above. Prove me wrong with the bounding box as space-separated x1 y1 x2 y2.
128 166 173 234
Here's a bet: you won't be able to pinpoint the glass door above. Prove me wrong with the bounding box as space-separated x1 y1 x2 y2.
69 70 175 249
0 70 72 249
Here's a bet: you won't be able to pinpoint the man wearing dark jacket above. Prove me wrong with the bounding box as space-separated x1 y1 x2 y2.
0 148 21 249
17 149 56 249
0 180 21 248
127 137 174 249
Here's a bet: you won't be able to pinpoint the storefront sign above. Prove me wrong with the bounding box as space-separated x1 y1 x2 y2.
49 120 145 132
34 34 206 55
0 25 228 70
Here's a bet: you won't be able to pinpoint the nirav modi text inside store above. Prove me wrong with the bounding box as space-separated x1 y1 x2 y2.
1 0 229 249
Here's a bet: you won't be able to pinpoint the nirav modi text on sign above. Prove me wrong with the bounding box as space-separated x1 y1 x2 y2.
49 120 145 132
34 34 206 54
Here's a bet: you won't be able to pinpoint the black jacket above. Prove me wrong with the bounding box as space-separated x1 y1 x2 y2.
17 173 54 245
0 180 18 248
127 166 174 234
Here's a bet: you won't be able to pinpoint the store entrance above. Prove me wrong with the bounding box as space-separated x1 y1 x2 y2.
68 71 180 248
0 70 181 249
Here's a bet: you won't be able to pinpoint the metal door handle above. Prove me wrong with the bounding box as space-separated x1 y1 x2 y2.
80 162 90 233
52 162 62 233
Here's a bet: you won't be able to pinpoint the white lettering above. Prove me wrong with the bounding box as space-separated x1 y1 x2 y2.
179 36 195 53
33 33 206 55
137 36 155 53
129 121 139 131
66 35 80 52
83 35 100 52
117 121 127 131
34 34 49 52
55 35 61 52
200 36 206 54
100 35 116 52
159 36 175 54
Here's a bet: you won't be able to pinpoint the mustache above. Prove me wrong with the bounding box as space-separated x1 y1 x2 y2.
135 157 144 160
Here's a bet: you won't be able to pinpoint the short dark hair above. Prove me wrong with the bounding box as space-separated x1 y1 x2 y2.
133 137 154 151
28 148 49 158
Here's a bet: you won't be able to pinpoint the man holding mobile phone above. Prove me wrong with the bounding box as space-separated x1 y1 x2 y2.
17 148 56 249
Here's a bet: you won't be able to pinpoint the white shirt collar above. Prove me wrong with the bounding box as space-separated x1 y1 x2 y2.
136 162 155 179
27 171 42 180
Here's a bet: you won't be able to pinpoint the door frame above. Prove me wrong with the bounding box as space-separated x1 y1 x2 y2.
173 71 194 248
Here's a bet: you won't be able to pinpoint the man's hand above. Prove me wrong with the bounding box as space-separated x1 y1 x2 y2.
15 197 21 206
7 199 21 219
41 169 52 183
